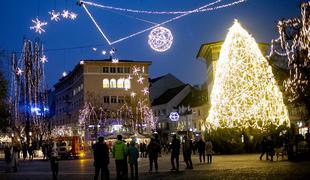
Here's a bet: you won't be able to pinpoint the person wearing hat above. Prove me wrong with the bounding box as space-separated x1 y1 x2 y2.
93 137 110 180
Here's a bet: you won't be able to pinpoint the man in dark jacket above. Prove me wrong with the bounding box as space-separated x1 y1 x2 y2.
170 134 180 171
147 138 161 173
94 137 110 180
197 138 206 163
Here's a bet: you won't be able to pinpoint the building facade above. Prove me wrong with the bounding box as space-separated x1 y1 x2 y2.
52 59 152 140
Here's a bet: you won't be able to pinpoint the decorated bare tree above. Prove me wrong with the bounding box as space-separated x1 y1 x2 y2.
270 2 310 117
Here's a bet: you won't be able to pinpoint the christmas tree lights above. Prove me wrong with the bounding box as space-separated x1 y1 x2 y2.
206 20 290 130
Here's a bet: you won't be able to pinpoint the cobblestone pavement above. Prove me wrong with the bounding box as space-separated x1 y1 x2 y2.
1 153 310 180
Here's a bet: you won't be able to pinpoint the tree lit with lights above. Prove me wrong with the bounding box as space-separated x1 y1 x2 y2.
206 20 290 130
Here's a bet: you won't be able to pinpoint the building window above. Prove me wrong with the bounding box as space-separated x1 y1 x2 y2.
124 67 130 73
124 79 131 89
111 96 117 103
110 67 116 73
103 79 109 88
103 67 109 73
117 67 123 73
118 96 124 104
110 79 116 88
117 79 124 88
104 96 110 103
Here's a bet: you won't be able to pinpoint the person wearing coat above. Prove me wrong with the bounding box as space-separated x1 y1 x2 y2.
128 140 139 180
112 135 128 180
93 137 110 180
146 138 161 173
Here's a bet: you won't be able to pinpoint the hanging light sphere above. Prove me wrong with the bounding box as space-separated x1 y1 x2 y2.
148 26 173 52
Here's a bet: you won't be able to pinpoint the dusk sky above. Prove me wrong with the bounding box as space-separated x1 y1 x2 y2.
0 0 302 89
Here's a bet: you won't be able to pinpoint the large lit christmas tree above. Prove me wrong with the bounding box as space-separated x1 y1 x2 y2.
206 20 290 130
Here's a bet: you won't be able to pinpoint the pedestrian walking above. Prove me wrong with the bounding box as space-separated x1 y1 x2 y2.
93 137 110 180
182 136 193 169
206 139 213 164
146 138 161 173
170 134 180 171
267 136 275 161
112 135 128 180
128 140 139 180
50 142 59 180
11 145 19 172
259 136 268 160
197 137 206 163
28 145 34 160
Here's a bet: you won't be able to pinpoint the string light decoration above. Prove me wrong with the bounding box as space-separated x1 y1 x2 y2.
61 9 70 18
79 0 246 50
148 26 173 52
206 20 290 130
269 2 310 103
30 18 48 34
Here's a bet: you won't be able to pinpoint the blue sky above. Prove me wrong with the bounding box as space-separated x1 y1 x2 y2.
0 0 302 89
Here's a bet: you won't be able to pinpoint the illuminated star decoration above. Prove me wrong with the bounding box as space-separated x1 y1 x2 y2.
137 76 144 84
62 10 70 18
16 67 23 75
112 58 119 63
40 55 48 63
142 87 149 95
69 12 78 20
49 10 61 22
148 26 173 52
30 18 48 34
132 66 140 75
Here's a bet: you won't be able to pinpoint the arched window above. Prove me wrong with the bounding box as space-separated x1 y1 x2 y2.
124 79 131 89
103 79 109 88
110 79 117 88
117 78 124 88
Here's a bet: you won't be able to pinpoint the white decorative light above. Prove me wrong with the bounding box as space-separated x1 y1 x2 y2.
49 10 61 22
142 87 149 95
40 55 48 64
30 18 48 34
137 76 144 84
148 26 173 52
80 60 84 65
169 112 180 121
127 75 133 80
132 66 140 75
62 10 70 18
16 67 23 75
130 92 136 98
93 47 97 51
81 0 246 46
112 58 119 63
102 50 106 55
62 71 67 77
69 12 78 20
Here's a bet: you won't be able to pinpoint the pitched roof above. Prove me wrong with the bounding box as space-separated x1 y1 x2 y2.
152 84 189 106
177 88 208 107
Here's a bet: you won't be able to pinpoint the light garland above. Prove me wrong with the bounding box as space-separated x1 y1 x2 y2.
80 0 246 48
206 20 290 130
30 18 48 34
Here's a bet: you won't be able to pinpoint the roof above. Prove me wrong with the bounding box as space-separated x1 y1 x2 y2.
177 88 208 108
152 84 189 106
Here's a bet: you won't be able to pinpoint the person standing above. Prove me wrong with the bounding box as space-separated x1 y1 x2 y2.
197 137 206 163
147 138 161 173
50 142 59 180
22 143 28 160
259 136 268 160
182 136 193 169
112 135 128 180
4 146 11 172
206 139 213 164
128 140 139 180
93 137 110 180
170 134 180 171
